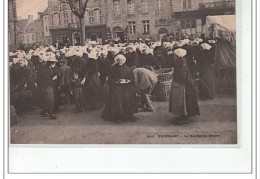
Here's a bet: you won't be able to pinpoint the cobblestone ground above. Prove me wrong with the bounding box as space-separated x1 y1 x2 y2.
10 95 237 144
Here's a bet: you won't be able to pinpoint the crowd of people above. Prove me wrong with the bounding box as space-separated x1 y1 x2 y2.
9 38 216 125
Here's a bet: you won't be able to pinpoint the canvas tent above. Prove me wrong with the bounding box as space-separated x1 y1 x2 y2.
206 15 236 69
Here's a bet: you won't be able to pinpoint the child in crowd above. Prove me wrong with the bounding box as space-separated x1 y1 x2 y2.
71 71 84 113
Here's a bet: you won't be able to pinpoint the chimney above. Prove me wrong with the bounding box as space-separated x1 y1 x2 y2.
38 12 42 19
28 15 33 23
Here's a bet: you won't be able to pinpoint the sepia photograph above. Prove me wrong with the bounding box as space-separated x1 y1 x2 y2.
9 0 237 144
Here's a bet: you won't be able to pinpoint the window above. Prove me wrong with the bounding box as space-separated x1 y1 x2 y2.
183 0 187 9
188 0 192 8
180 19 196 29
27 35 29 42
142 0 148 13
64 11 69 25
59 13 62 25
88 10 94 24
51 12 59 26
45 26 48 32
143 20 150 34
183 0 192 10
156 0 162 11
128 21 136 35
32 34 34 41
94 8 102 24
113 0 121 15
127 0 134 14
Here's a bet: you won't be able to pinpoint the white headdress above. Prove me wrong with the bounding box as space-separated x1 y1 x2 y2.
88 51 98 60
201 43 212 51
174 48 187 58
114 54 126 64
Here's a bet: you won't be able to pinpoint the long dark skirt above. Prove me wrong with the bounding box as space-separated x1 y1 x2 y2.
169 82 200 117
36 86 54 113
84 73 102 110
102 84 137 121
185 83 200 116
199 66 215 99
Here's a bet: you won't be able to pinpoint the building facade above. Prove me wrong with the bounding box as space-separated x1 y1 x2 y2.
106 0 175 42
8 0 18 51
83 0 107 44
47 0 80 46
42 0 236 45
172 0 235 39
17 15 45 46
42 8 52 45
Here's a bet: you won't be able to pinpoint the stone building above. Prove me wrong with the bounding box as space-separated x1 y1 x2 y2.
106 0 175 42
8 0 18 51
83 0 107 44
43 0 236 45
172 0 235 39
17 15 45 46
46 0 79 46
42 8 52 45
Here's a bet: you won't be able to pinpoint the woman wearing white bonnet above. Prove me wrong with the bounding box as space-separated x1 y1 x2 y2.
174 48 187 58
169 48 200 125
81 49 102 111
101 53 137 123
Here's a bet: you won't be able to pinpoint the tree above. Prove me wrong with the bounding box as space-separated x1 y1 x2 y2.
59 0 89 45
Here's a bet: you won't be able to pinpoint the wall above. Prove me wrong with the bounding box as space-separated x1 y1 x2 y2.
106 0 174 41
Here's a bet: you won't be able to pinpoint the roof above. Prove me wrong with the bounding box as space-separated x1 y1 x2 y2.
42 8 49 15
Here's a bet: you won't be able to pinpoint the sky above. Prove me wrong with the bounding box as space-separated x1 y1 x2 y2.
16 0 48 20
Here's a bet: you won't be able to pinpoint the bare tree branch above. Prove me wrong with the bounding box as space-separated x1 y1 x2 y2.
58 0 82 17
82 0 89 13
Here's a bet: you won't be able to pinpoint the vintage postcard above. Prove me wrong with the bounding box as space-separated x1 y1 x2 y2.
5 0 257 176
9 0 237 145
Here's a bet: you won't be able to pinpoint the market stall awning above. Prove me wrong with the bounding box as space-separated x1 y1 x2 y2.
206 15 236 46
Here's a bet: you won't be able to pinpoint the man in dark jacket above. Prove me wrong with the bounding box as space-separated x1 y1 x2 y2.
58 59 72 104
36 59 59 119
125 47 139 68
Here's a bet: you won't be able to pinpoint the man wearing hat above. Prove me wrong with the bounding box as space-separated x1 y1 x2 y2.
125 46 139 68
36 57 59 119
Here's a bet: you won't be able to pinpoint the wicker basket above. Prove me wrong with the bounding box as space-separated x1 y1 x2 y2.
154 68 174 101
155 68 173 82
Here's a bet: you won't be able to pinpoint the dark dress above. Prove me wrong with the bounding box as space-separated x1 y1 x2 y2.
97 56 113 85
57 64 72 104
10 66 35 111
155 54 168 68
83 58 102 110
169 57 200 117
71 77 84 110
125 51 139 68
101 64 137 121
196 48 215 99
36 67 56 113
182 44 197 74
139 54 159 70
